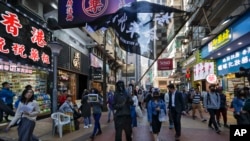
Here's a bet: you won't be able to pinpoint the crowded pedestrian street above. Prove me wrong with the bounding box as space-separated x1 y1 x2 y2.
0 109 236 141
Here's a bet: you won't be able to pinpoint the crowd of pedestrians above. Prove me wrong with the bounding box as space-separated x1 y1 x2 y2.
1 79 250 141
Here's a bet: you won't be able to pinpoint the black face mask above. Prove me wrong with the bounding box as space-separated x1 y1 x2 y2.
116 81 125 92
210 89 215 92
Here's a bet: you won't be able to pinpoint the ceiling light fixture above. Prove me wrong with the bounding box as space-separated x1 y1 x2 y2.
238 42 242 45
217 53 221 56
227 48 231 51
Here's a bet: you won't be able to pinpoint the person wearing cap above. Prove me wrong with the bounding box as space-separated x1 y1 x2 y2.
203 84 221 133
0 82 15 122
167 84 186 141
215 86 229 128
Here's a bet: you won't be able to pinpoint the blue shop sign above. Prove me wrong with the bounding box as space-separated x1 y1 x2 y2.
217 46 250 75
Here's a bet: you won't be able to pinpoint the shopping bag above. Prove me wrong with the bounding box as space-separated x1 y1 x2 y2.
158 109 167 122
135 106 143 118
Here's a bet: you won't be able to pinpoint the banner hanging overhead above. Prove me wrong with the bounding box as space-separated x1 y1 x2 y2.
58 1 190 60
58 0 135 28
87 1 190 59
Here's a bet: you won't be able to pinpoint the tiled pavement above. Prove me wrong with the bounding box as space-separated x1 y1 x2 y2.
0 109 236 141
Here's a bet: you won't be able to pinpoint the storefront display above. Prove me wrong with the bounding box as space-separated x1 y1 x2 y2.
0 69 50 116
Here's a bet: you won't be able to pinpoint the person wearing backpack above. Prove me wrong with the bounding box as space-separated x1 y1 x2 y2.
203 84 221 134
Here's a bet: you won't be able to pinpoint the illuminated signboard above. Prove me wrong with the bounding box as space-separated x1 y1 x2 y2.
193 62 215 81
217 46 250 75
208 29 231 52
0 2 51 68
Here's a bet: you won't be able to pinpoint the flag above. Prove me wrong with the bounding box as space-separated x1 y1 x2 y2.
87 1 190 59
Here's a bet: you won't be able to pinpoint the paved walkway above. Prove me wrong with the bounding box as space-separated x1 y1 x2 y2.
0 109 236 141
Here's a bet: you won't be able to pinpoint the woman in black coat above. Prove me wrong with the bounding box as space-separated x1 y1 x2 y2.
80 91 92 128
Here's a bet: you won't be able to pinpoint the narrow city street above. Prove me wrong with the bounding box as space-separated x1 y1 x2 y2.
0 110 235 141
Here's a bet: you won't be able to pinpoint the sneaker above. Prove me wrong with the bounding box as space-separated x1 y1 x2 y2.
224 124 229 128
89 124 92 127
84 126 89 128
208 125 214 130
96 131 102 135
216 129 221 134
202 119 207 122
217 122 221 127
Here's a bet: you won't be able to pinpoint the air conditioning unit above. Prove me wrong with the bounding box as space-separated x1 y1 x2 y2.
18 0 43 18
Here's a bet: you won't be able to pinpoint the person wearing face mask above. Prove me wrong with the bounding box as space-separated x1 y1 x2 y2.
203 84 221 133
113 80 133 141
232 88 248 125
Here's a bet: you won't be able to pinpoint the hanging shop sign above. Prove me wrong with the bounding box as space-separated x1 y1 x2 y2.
217 46 250 76
208 28 231 52
0 2 51 68
157 58 173 70
58 0 135 28
90 53 103 68
193 62 215 81
206 73 217 84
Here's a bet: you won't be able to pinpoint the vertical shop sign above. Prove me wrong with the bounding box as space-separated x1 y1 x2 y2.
0 2 51 68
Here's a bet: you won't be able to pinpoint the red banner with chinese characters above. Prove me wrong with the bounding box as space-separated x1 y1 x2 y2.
157 58 173 70
0 1 52 68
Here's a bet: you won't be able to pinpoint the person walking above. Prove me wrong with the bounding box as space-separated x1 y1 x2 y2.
89 91 103 139
0 82 15 122
5 88 40 141
80 91 92 128
148 90 166 141
113 80 133 141
215 86 229 128
164 90 174 129
203 84 221 133
167 84 186 141
191 88 207 122
131 91 138 128
107 88 114 123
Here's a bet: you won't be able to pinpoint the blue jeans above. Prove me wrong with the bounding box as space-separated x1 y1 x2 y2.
130 106 137 127
84 116 91 126
108 107 114 121
92 113 102 136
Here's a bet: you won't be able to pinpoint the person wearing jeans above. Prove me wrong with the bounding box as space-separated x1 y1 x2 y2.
89 91 103 139
203 84 221 134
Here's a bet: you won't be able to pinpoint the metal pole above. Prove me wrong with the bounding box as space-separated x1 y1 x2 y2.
126 51 128 87
52 54 58 113
102 31 107 111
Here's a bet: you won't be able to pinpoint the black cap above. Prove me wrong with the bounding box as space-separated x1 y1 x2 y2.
2 82 9 87
167 84 175 89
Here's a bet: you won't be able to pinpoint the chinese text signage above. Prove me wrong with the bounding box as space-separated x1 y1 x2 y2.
157 58 173 70
58 0 135 28
208 29 231 52
217 46 250 75
193 62 215 81
0 2 51 68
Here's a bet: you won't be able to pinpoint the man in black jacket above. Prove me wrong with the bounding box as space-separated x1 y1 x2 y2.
168 84 186 141
113 80 133 141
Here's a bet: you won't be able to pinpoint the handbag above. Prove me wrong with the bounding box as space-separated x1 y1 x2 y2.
158 109 167 122
135 106 143 118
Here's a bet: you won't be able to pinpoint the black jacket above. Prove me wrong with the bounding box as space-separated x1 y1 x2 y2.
113 91 133 117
